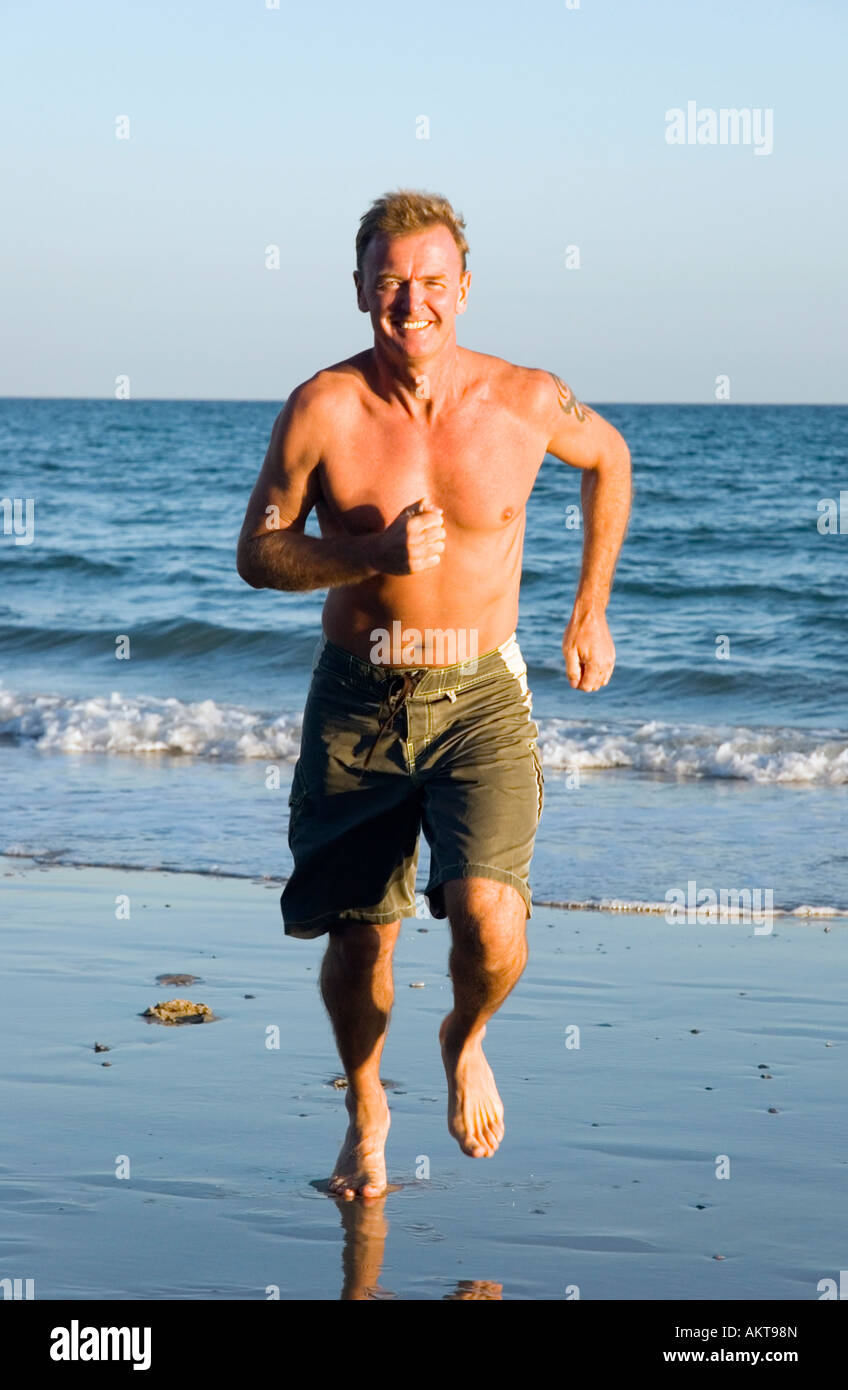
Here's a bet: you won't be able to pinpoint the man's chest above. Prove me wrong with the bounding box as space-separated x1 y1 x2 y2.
318 407 546 533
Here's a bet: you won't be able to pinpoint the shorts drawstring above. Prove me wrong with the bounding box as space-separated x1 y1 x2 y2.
363 670 428 768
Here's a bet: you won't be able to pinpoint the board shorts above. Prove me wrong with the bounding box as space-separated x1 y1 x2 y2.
280 631 544 938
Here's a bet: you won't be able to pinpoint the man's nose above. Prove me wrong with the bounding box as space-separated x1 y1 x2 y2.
397 282 424 313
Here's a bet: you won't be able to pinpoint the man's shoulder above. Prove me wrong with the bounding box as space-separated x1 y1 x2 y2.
460 348 558 419
284 353 370 424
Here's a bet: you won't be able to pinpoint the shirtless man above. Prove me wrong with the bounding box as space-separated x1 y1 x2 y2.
236 189 631 1199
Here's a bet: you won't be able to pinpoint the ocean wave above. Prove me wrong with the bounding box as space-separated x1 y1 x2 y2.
532 896 848 918
0 688 302 758
2 687 848 782
535 718 848 784
0 617 305 659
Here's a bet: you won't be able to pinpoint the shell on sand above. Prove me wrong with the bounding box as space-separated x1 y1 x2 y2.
141 998 215 1025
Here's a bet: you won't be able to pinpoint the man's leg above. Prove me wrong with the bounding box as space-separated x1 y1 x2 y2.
439 878 529 1158
321 918 401 1198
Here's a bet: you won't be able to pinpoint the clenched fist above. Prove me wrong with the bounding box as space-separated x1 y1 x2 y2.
369 497 446 575
563 606 615 691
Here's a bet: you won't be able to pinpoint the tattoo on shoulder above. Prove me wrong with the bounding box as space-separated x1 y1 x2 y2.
549 372 593 423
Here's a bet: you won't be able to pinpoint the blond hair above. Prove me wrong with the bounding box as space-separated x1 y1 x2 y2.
355 189 469 277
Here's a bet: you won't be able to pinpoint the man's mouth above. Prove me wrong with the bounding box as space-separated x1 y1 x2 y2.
394 319 434 331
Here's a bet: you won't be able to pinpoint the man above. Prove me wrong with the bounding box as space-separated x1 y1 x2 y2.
237 189 631 1199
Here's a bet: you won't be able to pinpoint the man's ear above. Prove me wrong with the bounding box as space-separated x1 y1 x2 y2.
353 270 369 313
455 270 472 315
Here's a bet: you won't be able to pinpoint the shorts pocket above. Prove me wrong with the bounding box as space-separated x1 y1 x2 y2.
530 743 545 819
288 762 308 823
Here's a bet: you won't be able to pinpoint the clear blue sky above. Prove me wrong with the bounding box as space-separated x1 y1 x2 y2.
2 0 845 401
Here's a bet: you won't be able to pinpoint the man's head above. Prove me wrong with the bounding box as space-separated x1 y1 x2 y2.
353 189 471 363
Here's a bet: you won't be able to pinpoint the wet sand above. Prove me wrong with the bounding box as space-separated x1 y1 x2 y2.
1 855 846 1300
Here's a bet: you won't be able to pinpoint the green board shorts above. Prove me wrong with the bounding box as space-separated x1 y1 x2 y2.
280 631 545 938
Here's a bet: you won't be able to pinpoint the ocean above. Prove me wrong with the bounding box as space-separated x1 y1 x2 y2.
2 398 847 914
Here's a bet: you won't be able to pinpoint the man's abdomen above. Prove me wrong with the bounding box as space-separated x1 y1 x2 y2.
322 532 524 667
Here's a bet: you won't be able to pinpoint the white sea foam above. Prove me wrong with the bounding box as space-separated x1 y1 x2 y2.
536 718 848 784
532 896 848 918
0 688 302 760
2 688 848 783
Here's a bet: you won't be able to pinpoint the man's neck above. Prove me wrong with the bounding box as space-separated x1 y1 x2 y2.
370 337 464 421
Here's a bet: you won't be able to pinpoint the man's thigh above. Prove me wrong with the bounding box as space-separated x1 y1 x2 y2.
281 664 422 937
419 673 544 921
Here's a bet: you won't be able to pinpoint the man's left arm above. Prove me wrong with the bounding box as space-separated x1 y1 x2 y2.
541 373 631 691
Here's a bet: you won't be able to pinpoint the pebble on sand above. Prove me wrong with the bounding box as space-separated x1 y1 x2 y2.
141 998 215 1024
410 981 426 988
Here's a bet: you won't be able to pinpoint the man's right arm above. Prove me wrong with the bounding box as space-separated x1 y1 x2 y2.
235 384 446 592
235 385 378 592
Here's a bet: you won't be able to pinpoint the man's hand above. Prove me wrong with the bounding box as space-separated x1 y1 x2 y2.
369 497 446 575
563 605 615 691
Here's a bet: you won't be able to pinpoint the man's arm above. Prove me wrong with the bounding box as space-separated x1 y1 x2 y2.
235 386 377 591
236 384 446 591
541 373 632 691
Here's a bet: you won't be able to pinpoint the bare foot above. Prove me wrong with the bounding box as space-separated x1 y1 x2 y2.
328 1089 391 1199
440 1017 505 1158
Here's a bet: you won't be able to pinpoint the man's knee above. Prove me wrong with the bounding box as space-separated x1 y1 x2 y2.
324 918 401 970
443 878 528 959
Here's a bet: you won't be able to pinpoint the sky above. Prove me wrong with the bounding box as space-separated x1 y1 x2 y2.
1 0 846 402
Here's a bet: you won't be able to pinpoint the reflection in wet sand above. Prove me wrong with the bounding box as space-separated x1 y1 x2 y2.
442 1280 503 1300
333 1195 502 1300
335 1194 394 1300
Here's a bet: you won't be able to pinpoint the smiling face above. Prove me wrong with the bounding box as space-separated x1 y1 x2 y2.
354 224 471 363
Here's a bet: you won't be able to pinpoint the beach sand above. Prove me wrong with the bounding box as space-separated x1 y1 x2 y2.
1 855 845 1301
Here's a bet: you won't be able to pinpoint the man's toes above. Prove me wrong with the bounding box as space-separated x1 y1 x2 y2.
469 1125 494 1156
463 1134 487 1157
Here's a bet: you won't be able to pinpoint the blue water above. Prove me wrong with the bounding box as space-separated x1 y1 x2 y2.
2 398 847 909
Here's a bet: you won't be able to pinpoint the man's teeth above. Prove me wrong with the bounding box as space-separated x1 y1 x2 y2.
399 320 431 329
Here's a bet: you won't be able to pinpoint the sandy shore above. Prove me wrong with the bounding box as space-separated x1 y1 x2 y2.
1 854 845 1300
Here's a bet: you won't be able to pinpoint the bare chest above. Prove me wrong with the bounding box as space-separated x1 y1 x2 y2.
318 404 546 534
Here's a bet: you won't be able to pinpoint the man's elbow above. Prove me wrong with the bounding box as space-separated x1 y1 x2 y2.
236 540 264 588
597 439 631 481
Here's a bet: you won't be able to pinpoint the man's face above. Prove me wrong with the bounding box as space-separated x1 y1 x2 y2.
354 225 470 361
